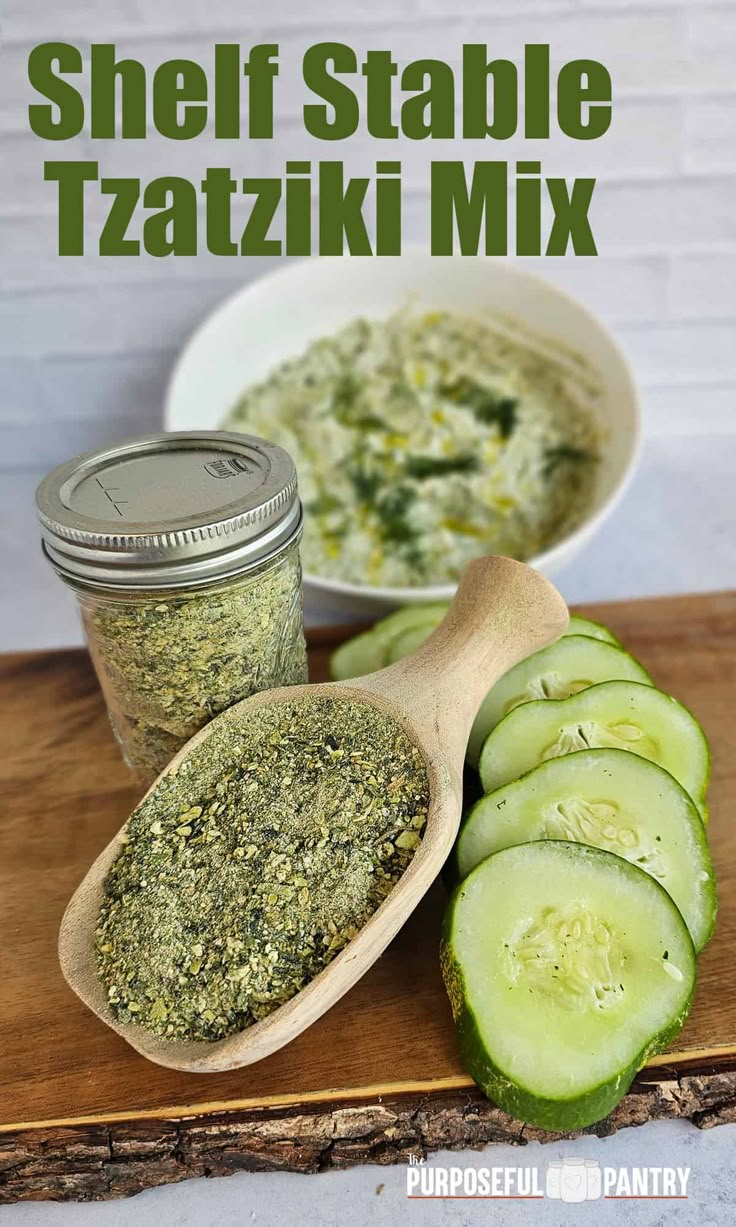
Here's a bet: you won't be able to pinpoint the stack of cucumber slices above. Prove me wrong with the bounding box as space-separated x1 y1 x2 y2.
331 604 716 1131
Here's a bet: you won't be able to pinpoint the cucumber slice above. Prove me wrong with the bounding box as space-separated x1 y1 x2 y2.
466 637 652 766
330 604 448 681
441 841 696 1131
373 604 448 646
457 750 716 951
566 615 621 645
330 630 386 681
479 681 710 820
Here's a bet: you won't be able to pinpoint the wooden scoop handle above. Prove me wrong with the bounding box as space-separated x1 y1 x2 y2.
357 556 568 756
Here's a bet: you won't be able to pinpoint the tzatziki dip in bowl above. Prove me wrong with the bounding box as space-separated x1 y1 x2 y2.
165 254 640 616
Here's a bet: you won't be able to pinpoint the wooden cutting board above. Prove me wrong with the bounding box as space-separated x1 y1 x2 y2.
1 591 735 1204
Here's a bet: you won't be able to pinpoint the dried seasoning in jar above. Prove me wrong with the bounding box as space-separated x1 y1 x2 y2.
94 695 430 1042
36 432 307 781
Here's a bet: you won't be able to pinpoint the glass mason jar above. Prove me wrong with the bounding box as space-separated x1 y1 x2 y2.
36 431 308 783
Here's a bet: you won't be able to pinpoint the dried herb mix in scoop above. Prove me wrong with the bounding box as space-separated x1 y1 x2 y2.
96 696 430 1042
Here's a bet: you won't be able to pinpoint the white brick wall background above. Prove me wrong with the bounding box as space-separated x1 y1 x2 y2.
0 0 735 647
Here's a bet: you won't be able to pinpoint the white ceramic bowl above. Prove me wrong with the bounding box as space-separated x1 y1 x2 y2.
165 253 640 618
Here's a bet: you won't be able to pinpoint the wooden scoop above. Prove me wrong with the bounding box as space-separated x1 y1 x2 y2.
59 556 568 1072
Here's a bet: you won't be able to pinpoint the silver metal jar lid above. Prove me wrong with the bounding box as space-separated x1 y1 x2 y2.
36 431 302 590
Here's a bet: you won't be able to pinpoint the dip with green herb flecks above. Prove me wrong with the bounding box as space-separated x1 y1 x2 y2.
223 309 601 588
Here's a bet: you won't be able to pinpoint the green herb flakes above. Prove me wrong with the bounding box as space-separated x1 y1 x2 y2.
224 309 601 588
82 543 307 781
95 696 430 1043
542 445 597 480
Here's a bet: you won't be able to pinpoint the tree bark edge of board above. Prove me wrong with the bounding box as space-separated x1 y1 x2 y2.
2 1069 736 1204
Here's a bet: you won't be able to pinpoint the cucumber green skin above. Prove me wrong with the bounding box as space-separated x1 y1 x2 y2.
456 749 717 951
440 844 696 1132
566 615 621 646
441 767 486 890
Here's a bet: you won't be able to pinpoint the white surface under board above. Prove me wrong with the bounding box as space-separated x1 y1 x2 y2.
1 1120 735 1226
